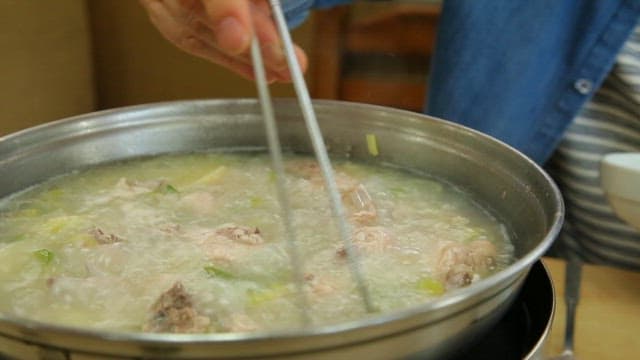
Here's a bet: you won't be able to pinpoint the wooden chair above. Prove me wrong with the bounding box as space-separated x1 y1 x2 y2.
310 2 441 112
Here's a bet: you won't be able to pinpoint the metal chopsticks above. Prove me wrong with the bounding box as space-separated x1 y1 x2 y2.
250 0 375 320
250 35 311 325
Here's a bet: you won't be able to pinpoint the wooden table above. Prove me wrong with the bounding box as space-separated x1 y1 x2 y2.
542 257 640 359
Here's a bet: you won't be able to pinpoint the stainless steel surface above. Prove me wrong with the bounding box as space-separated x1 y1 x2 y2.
0 99 564 359
269 0 374 312
550 258 582 360
251 35 310 325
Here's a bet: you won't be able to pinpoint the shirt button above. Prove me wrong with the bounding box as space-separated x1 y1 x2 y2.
574 78 593 95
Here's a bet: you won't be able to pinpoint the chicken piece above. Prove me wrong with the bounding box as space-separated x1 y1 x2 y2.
88 227 124 245
345 184 378 226
286 159 322 181
179 191 217 215
201 244 236 264
444 264 475 288
143 282 210 333
288 159 380 225
157 223 181 235
214 224 264 245
84 243 130 275
287 160 359 193
336 172 361 194
469 240 498 269
350 209 378 226
304 273 337 297
435 240 497 289
336 226 394 257
185 224 264 264
114 178 166 196
352 226 394 253
185 230 235 265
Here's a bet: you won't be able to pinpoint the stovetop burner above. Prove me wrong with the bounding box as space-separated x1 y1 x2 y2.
451 261 554 360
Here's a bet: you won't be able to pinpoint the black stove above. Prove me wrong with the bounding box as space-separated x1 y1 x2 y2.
451 261 554 360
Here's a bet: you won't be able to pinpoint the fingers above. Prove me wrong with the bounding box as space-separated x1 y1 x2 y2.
140 0 309 83
172 33 261 82
250 3 287 73
140 0 194 50
201 0 289 75
248 1 308 80
201 0 252 55
285 45 309 81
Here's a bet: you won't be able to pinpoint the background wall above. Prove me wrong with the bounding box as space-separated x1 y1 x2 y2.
0 0 315 135
0 0 95 135
87 1 315 109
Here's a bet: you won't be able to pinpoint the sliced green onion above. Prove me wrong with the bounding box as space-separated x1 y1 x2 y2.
33 249 54 264
390 186 408 195
164 184 179 194
366 133 379 157
204 265 234 279
417 277 445 296
250 196 264 208
268 170 277 183
247 284 289 305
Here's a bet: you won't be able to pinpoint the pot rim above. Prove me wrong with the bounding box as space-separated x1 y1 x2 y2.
0 99 564 345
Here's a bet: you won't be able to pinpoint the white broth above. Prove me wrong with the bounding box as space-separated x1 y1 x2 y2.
0 153 513 333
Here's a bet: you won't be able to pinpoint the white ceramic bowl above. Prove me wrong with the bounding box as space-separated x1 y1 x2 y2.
601 153 640 231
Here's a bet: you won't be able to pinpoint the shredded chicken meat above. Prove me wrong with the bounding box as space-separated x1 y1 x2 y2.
143 282 210 333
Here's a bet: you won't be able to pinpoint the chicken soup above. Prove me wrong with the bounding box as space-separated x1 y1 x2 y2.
0 153 513 333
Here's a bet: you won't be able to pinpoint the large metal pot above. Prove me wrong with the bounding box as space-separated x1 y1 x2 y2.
0 99 563 359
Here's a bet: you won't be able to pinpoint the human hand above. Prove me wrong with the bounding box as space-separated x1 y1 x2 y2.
139 0 308 83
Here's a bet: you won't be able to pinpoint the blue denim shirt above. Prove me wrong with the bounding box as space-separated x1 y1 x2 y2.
285 0 640 164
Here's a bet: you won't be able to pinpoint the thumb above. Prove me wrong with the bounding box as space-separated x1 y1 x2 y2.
202 0 253 55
